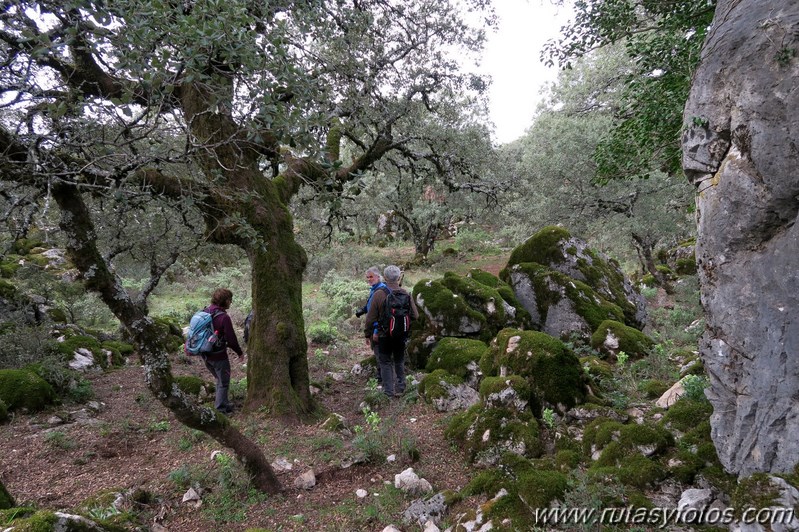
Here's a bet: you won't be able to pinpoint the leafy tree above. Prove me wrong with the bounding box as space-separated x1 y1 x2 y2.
360 103 502 263
1 0 493 489
543 0 717 181
501 44 694 276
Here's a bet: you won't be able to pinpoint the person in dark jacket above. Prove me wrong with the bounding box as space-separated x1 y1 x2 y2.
363 265 418 397
203 288 245 414
358 266 386 383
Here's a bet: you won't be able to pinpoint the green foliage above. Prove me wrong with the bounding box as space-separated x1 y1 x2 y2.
680 374 709 402
352 406 388 463
307 321 338 345
542 408 555 429
543 0 716 181
454 227 500 254
0 325 61 370
319 270 368 321
425 337 488 378
44 430 76 450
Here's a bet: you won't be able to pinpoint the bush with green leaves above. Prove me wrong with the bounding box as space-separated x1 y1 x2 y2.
681 374 709 402
0 325 61 370
319 270 368 321
307 321 338 345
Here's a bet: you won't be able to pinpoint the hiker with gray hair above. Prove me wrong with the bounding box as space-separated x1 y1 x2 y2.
357 266 387 383
363 265 418 397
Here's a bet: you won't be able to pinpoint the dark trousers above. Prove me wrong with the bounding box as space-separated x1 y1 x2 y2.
204 357 232 412
371 341 382 383
377 334 407 396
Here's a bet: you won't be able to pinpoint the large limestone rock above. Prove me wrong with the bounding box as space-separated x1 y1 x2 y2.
408 269 531 367
681 0 799 476
500 226 646 339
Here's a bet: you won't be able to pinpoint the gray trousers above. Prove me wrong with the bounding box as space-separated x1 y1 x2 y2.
204 357 232 412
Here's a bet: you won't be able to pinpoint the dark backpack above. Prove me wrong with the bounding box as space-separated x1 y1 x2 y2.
379 288 412 337
185 309 224 355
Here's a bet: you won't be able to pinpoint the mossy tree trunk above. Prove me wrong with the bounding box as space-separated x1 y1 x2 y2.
50 182 282 494
245 227 313 416
632 232 674 294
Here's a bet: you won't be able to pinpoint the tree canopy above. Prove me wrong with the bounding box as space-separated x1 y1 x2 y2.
1 0 495 489
543 0 717 181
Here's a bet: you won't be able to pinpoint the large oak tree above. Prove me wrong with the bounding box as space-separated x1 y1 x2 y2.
1 0 492 488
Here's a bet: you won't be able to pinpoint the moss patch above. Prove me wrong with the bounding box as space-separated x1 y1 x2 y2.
662 398 713 432
0 480 14 509
590 320 654 358
425 337 488 378
0 369 56 412
479 375 531 403
174 375 212 397
412 278 487 335
505 225 573 269
445 404 542 464
419 369 464 403
483 329 586 414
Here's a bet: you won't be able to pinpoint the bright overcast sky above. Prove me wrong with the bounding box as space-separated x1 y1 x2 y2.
479 1 575 144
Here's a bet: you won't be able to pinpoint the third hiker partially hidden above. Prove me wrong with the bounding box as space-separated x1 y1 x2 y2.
363 265 418 397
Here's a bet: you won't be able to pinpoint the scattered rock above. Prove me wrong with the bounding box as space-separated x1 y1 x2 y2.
656 379 685 408
182 487 201 507
394 467 433 496
355 489 368 499
403 492 447 526
293 469 316 490
271 457 293 472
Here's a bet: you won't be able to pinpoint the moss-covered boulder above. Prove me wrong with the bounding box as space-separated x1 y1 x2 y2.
501 226 646 339
0 369 56 412
408 270 531 368
478 375 530 411
481 329 587 415
419 369 479 412
57 334 125 370
590 320 654 359
463 454 568 528
425 337 488 384
446 404 542 467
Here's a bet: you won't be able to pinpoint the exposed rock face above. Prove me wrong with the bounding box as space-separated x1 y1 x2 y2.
501 226 646 339
407 269 531 368
681 0 799 476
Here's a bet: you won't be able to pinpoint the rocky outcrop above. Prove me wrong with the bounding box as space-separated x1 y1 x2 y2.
407 269 531 367
681 0 799 476
500 226 646 339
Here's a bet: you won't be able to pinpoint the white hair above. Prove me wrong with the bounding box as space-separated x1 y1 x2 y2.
383 265 402 282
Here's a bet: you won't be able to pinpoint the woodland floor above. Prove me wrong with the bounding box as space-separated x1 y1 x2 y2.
0 336 483 531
